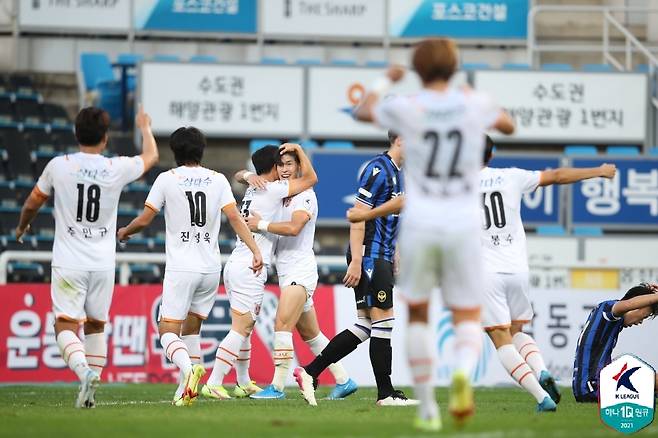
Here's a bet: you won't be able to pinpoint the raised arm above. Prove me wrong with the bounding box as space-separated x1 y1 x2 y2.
492 110 515 135
347 195 405 223
234 169 268 190
223 203 263 274
539 163 616 187
612 289 658 317
15 187 48 243
284 144 318 197
353 66 405 123
135 105 159 172
117 206 158 241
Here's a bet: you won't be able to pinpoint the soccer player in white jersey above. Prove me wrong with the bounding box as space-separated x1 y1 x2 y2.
117 127 263 406
200 143 318 400
236 148 356 400
345 39 515 431
15 106 159 408
479 136 616 411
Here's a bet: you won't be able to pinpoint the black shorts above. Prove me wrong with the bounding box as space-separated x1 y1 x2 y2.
346 254 394 310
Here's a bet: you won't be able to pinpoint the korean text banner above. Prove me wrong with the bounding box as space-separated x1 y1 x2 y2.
389 0 528 39
140 63 304 137
19 0 131 32
308 67 466 139
134 0 257 33
0 284 337 384
489 156 562 226
570 158 658 229
475 71 648 143
262 0 384 38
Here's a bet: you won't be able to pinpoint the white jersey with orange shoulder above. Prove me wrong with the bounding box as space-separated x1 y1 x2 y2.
373 89 501 231
231 179 290 266
275 188 318 267
479 166 541 274
145 166 236 273
35 152 144 271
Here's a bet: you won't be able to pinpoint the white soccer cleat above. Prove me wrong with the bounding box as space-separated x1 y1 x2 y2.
75 369 100 409
376 389 420 406
293 367 317 407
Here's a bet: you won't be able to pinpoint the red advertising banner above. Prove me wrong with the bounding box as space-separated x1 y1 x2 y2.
1 284 337 384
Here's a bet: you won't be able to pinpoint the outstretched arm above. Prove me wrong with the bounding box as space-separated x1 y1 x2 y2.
16 188 48 243
347 195 405 223
539 163 616 187
353 66 405 123
117 206 158 241
135 105 159 172
234 169 268 190
246 210 309 237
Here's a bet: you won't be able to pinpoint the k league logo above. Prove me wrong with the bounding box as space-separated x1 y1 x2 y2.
600 354 655 434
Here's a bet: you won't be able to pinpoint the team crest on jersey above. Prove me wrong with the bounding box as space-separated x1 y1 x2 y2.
377 290 387 303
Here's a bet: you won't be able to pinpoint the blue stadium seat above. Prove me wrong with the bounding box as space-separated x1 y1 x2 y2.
606 145 640 156
582 63 613 72
462 63 490 71
323 141 354 149
295 58 323 65
117 53 144 65
249 139 280 154
189 55 218 63
152 54 181 62
564 145 597 156
331 59 357 66
541 63 573 71
502 63 531 70
79 53 116 91
261 57 286 65
649 147 658 156
573 226 603 236
536 225 566 236
635 64 650 73
365 60 388 68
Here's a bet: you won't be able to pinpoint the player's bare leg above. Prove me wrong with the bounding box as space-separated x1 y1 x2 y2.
510 323 560 404
449 307 482 425
488 328 556 411
171 314 204 405
159 319 204 406
407 301 441 432
55 318 98 408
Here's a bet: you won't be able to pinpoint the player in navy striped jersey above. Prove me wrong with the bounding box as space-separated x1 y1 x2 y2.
295 131 412 407
573 283 658 402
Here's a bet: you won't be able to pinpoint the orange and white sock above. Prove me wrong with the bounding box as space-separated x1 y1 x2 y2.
174 334 201 398
513 332 548 378
236 334 252 387
497 344 548 403
84 333 107 378
407 323 439 420
272 331 294 392
57 330 90 381
207 330 244 386
160 332 192 375
454 321 482 377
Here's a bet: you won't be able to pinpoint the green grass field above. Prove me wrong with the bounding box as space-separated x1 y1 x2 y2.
0 384 656 437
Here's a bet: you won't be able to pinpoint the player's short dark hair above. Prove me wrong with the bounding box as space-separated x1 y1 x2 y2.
75 107 110 146
169 127 205 166
252 145 280 175
483 135 495 165
413 38 458 84
277 149 299 166
621 283 658 315
388 131 399 145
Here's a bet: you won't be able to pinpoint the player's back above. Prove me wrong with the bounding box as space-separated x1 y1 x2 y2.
146 166 235 273
232 180 290 266
479 167 541 273
276 188 318 265
38 152 144 270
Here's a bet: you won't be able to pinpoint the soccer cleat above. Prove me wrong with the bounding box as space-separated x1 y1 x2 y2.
449 370 474 426
201 383 231 400
376 389 419 406
537 396 557 412
328 378 358 400
234 381 263 398
250 384 286 400
182 364 206 406
539 370 561 404
293 367 317 406
414 416 442 432
75 369 100 409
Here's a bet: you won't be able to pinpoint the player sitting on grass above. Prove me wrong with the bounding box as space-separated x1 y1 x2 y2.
117 127 263 406
16 106 158 408
235 148 356 400
573 283 658 403
201 144 317 400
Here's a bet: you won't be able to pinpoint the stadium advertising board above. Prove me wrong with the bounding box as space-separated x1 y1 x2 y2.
474 71 648 143
262 0 385 38
308 68 466 138
389 0 528 39
140 63 304 137
18 0 131 32
570 158 658 229
0 284 337 385
134 0 257 33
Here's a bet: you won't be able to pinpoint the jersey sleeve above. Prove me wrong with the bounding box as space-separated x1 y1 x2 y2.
217 174 237 210
267 180 290 199
144 173 166 212
513 168 541 193
372 95 412 132
114 156 145 185
35 158 55 198
290 191 316 218
470 91 502 130
355 161 385 208
601 300 622 322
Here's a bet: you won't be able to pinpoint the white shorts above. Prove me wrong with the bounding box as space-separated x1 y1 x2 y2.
481 272 533 330
223 259 267 320
277 263 318 313
51 267 115 323
159 270 220 322
397 225 483 309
